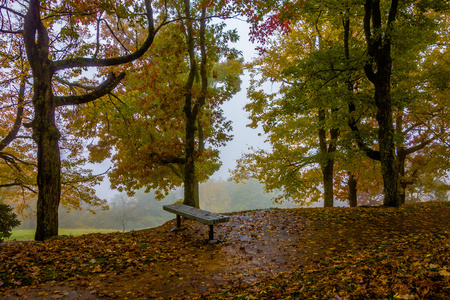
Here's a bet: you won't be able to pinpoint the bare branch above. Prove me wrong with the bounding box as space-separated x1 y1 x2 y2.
54 72 126 107
54 76 96 91
403 139 434 156
0 182 37 194
0 78 25 151
53 0 156 71
101 18 131 54
0 4 25 18
62 167 111 185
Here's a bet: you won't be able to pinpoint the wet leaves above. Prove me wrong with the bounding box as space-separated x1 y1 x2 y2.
0 202 449 299
212 202 450 299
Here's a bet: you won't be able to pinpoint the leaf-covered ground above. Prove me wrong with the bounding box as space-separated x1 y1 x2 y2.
1 202 449 299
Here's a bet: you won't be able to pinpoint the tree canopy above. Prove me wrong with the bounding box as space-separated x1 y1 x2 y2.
0 0 448 242
232 0 449 207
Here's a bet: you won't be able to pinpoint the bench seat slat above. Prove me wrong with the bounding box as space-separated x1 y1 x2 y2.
163 204 230 226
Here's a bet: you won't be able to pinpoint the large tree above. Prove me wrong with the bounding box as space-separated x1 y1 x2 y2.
0 0 164 240
70 0 242 208
358 0 449 206
232 2 370 207
234 0 449 207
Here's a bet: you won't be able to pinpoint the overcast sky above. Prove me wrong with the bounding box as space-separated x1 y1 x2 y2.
92 18 268 199
210 18 270 179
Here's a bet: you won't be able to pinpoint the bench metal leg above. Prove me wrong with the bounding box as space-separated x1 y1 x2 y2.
170 215 182 232
209 225 214 240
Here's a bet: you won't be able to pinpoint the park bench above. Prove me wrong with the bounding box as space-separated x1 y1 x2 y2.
163 203 230 241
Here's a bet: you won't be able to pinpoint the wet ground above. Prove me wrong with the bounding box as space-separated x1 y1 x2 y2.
2 206 449 299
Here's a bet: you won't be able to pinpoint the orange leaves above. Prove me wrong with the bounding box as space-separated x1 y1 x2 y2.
1 202 450 298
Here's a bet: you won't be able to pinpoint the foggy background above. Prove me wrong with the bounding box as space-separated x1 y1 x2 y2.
16 19 333 234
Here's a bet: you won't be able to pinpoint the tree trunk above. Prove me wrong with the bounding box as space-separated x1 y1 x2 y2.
24 0 61 241
318 109 338 208
22 0 156 240
322 160 334 207
32 60 61 241
182 3 206 209
374 70 399 207
194 177 200 208
348 171 358 207
184 118 198 208
34 104 61 241
363 0 400 207
182 0 199 208
397 148 407 204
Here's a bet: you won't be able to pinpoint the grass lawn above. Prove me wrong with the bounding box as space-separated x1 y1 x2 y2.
7 228 119 241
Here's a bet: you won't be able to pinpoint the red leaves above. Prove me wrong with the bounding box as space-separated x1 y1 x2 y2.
236 0 307 54
249 12 291 48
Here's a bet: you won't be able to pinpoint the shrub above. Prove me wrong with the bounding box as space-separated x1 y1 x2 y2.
0 203 21 242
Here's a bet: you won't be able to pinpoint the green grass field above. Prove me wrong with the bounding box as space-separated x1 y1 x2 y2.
7 228 119 241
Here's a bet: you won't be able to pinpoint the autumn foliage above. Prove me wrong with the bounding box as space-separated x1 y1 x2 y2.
1 202 449 298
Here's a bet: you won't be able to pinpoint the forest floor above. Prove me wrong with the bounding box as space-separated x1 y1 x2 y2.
0 201 449 299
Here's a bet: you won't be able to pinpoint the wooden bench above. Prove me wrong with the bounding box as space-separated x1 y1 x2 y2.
163 203 230 240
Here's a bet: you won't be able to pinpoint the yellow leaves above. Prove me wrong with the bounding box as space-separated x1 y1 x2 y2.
394 294 415 300
1 203 449 299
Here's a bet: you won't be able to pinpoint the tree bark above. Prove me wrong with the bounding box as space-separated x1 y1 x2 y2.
184 119 198 207
363 0 400 207
182 0 197 208
322 160 334 207
348 171 358 207
374 70 399 207
33 86 61 241
182 3 207 208
22 0 157 240
397 148 407 204
23 0 61 240
318 109 339 207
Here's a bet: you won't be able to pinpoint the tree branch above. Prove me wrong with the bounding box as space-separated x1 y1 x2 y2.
54 76 96 91
53 0 156 71
61 167 111 185
54 72 125 107
363 0 376 83
0 182 37 194
0 29 22 34
149 153 186 165
0 79 25 151
0 151 36 171
0 4 26 18
348 103 381 161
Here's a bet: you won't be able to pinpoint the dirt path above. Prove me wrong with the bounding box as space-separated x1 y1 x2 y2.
1 206 449 299
1 209 310 299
